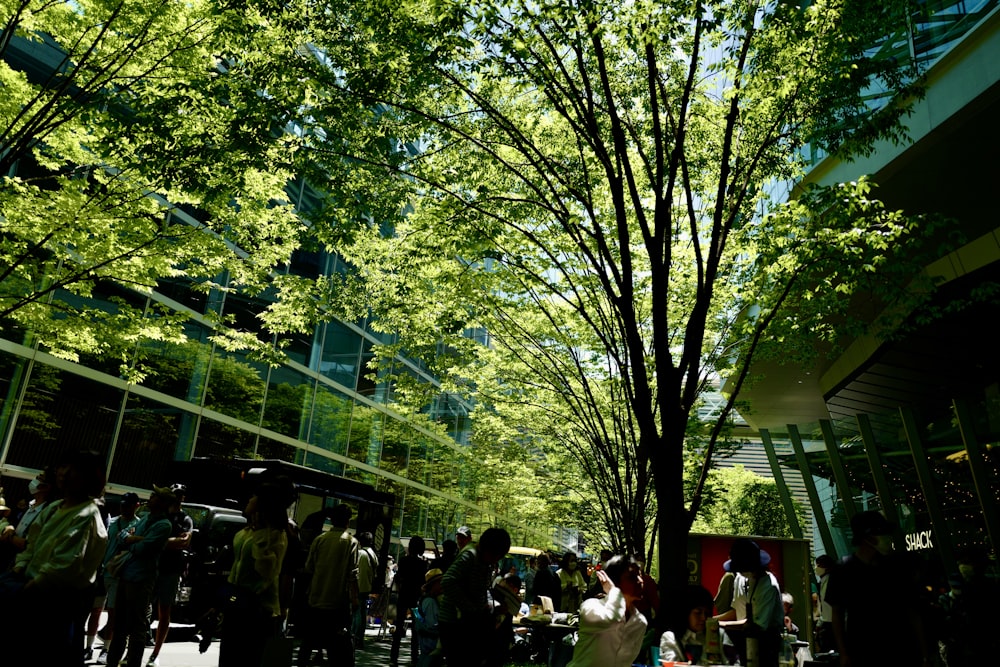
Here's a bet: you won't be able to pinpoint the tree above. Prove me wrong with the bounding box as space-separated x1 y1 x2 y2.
692 465 804 538
0 0 313 377
288 0 954 597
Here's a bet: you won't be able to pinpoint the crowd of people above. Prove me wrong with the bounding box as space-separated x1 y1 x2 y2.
0 451 213 667
2 452 997 667
405 517 997 667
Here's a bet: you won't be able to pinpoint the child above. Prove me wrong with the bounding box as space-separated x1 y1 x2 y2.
415 568 444 667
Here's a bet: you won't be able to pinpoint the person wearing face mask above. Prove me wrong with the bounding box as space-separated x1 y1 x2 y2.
0 469 55 558
7 450 108 666
715 539 784 667
825 510 932 667
813 554 837 653
557 551 587 613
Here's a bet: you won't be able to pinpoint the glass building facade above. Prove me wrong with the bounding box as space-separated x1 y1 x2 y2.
0 244 548 546
740 1 1000 584
756 388 1000 584
0 172 546 551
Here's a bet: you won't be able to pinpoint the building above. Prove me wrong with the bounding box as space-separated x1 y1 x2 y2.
0 30 546 549
734 1 1000 577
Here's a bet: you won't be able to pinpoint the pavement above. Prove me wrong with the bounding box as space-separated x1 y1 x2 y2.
85 622 407 667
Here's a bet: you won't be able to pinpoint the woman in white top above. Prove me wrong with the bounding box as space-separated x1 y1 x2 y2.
566 554 647 667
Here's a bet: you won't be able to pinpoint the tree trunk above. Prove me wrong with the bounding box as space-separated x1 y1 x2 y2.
654 426 692 606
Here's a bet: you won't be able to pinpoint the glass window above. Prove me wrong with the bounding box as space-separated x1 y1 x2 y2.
0 351 28 451
379 415 411 479
154 277 210 314
137 327 213 405
301 450 345 477
346 404 384 469
400 489 429 538
193 416 257 460
281 327 318 368
432 394 471 446
320 321 362 390
288 248 326 279
3 365 120 470
262 366 315 440
297 181 325 219
346 466 379 487
109 393 186 489
428 440 467 500
203 350 266 425
257 435 298 462
356 338 378 399
913 404 983 555
59 281 150 378
308 382 352 459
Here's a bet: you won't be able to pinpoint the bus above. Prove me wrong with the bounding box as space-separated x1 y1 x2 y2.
498 545 543 581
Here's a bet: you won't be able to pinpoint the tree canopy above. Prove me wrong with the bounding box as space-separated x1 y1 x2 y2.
0 0 311 376
692 465 805 538
285 0 950 590
2 0 957 588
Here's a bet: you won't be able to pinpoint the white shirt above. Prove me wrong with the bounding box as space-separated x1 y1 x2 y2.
733 571 784 632
818 573 833 622
566 587 647 667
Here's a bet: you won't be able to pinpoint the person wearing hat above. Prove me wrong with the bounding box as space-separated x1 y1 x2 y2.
714 538 783 666
456 525 473 551
103 485 175 667
824 510 932 667
415 568 445 665
87 491 142 663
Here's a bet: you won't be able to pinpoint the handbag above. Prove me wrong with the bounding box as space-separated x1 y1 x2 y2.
105 551 132 578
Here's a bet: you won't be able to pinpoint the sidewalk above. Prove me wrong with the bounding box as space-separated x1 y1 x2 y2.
87 624 406 667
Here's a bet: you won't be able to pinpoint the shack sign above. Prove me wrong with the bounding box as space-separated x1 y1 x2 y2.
905 529 934 551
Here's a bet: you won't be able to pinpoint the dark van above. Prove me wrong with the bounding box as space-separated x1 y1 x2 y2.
166 457 396 627
172 503 246 625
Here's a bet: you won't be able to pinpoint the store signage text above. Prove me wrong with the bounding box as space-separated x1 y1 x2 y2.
905 530 934 551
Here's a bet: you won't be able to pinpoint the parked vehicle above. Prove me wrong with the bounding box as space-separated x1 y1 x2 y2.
172 503 247 625
165 457 397 628
499 545 543 580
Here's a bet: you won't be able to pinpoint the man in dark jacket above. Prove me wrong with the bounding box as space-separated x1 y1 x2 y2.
825 511 932 667
532 552 561 611
438 528 512 667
